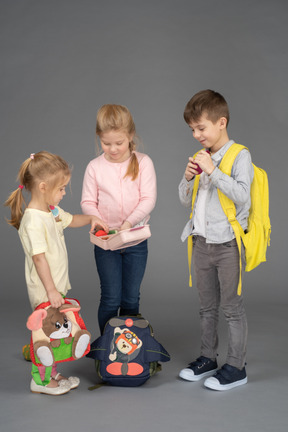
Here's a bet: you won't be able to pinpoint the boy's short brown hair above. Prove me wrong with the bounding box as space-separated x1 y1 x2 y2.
184 89 230 126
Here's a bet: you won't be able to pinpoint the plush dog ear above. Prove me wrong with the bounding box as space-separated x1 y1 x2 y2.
26 309 48 331
59 304 81 314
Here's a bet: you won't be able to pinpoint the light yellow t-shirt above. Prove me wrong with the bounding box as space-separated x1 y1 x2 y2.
18 206 73 309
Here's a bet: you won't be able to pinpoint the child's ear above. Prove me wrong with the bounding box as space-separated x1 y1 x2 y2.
219 117 227 129
39 181 47 194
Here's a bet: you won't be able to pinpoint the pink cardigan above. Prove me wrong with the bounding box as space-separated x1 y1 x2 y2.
81 152 157 228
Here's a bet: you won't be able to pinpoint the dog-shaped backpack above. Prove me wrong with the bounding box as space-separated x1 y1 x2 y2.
27 298 91 367
87 316 170 387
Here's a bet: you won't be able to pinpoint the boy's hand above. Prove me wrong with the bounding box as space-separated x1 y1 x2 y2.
185 157 199 181
91 216 109 233
48 289 65 308
194 150 215 175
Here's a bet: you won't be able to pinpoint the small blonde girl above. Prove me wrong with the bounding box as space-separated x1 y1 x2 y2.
5 151 108 395
81 104 157 334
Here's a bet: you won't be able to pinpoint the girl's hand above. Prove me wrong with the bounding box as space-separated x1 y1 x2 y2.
120 221 132 231
194 150 215 175
48 289 65 308
91 216 109 233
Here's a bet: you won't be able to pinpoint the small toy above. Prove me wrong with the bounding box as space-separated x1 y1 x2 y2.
48 205 59 218
95 229 108 237
95 229 118 237
193 149 211 174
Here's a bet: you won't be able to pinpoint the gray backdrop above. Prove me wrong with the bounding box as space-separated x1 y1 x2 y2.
1 1 287 432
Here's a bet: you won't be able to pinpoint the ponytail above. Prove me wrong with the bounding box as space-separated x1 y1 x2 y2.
5 186 26 230
5 156 32 230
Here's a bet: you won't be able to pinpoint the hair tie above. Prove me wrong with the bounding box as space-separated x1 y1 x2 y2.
18 185 24 190
30 153 35 159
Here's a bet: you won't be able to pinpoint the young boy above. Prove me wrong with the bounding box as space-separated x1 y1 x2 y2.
178 90 254 391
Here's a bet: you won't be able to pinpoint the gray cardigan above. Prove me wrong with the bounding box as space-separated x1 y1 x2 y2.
178 140 254 243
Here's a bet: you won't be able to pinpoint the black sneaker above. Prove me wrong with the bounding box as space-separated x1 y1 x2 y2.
204 363 247 391
179 356 218 382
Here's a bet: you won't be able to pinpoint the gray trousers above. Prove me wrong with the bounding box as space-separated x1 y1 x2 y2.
193 236 248 369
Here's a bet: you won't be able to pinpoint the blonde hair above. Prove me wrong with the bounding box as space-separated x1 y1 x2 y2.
5 151 71 230
96 104 139 180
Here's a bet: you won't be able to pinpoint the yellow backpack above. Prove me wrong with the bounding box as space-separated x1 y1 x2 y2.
187 143 271 295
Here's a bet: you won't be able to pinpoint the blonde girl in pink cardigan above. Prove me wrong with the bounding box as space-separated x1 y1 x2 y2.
81 104 157 334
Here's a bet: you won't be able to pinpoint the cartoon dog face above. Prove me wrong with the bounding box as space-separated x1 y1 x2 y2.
27 304 77 339
42 308 72 339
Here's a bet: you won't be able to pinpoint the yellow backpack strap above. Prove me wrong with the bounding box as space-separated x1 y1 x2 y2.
218 144 247 295
187 164 201 287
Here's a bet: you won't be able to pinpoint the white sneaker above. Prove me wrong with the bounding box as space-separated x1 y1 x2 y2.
179 356 218 382
204 363 248 391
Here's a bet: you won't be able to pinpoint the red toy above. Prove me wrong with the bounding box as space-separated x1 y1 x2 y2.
95 230 108 237
194 149 211 174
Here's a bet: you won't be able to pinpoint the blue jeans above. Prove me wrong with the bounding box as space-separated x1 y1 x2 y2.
94 240 148 334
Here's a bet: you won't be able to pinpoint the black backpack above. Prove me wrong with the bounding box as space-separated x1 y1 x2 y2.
87 316 170 387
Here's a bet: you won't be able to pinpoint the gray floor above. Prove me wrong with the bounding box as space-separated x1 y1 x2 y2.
1 297 287 432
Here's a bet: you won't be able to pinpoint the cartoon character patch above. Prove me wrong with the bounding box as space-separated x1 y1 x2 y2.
106 318 146 376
